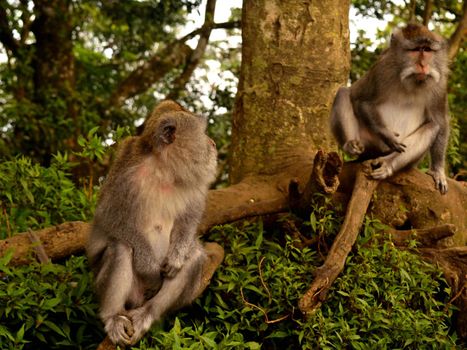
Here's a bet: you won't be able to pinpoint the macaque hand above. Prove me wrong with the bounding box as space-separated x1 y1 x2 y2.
127 306 154 345
105 314 134 346
370 158 394 180
343 139 364 156
378 129 406 153
427 169 448 194
161 254 184 278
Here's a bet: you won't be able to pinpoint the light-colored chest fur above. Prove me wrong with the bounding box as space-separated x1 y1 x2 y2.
131 157 202 258
377 96 426 138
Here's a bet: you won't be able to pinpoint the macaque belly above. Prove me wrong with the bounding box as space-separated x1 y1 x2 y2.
377 100 425 139
145 216 174 260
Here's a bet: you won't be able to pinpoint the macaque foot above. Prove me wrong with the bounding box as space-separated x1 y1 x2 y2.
105 314 134 346
126 306 155 345
343 140 364 156
427 169 448 194
369 158 394 180
161 256 184 278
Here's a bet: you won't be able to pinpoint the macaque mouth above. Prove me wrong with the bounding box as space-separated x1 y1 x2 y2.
414 73 428 82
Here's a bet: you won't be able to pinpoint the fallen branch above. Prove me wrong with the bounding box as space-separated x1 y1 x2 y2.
1 162 465 267
0 221 90 266
298 162 380 315
389 224 456 247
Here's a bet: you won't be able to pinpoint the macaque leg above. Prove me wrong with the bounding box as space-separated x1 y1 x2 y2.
97 243 136 345
371 122 439 179
330 87 364 156
127 245 207 344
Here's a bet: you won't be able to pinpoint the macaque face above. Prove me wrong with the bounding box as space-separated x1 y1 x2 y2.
393 26 446 88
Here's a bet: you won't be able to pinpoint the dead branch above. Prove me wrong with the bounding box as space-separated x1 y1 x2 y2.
0 221 90 266
389 224 456 247
298 162 380 315
27 229 50 264
1 162 466 267
289 150 342 218
167 0 216 100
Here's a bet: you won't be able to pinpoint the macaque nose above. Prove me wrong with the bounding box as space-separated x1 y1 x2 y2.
416 62 429 75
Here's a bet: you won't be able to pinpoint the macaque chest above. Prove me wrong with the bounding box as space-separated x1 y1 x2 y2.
377 99 426 138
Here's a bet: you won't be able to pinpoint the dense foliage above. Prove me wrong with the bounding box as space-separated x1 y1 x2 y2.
0 213 460 349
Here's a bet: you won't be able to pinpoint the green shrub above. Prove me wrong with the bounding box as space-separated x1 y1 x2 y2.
0 252 103 349
0 154 96 239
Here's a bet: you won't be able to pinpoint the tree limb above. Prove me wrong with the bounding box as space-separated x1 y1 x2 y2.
298 162 380 315
422 0 433 26
109 0 240 106
167 0 217 100
0 1 19 54
448 0 467 60
389 224 456 247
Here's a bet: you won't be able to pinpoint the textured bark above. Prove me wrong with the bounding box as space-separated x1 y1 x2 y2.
229 0 350 183
0 221 90 266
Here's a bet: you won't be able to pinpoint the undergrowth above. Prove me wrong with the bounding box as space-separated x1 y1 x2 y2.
0 218 459 349
0 152 460 349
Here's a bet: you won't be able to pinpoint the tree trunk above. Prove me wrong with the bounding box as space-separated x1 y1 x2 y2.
229 0 350 183
19 0 78 164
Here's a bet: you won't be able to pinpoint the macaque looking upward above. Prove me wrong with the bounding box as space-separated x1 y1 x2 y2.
87 100 218 345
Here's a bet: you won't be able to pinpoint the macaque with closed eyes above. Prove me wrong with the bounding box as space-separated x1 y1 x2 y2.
86 100 218 345
330 23 450 194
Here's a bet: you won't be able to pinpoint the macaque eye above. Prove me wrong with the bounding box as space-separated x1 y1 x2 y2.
423 47 433 52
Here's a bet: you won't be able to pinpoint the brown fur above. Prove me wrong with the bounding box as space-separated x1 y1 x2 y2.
87 100 217 345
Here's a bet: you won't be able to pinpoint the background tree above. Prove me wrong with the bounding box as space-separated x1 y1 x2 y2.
0 0 240 170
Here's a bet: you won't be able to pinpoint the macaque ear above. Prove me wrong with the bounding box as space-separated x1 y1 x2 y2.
158 120 177 146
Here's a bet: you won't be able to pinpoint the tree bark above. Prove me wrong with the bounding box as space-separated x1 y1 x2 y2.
229 0 350 183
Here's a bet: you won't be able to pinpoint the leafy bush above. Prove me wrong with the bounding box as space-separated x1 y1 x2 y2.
0 154 96 239
0 252 103 349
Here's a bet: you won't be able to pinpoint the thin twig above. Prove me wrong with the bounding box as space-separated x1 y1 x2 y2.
258 256 272 303
240 288 289 324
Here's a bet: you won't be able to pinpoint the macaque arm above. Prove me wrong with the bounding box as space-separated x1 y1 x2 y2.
162 204 204 277
331 87 359 145
427 102 449 193
371 121 439 179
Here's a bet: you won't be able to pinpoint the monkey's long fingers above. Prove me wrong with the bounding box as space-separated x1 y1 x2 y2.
391 141 406 153
427 170 448 195
370 163 393 180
